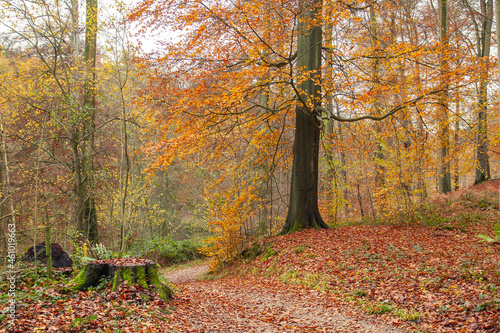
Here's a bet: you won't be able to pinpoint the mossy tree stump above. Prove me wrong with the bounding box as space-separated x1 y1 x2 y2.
72 258 172 302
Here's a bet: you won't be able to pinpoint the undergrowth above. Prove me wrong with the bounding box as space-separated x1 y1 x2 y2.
0 261 172 331
131 237 205 267
236 184 500 332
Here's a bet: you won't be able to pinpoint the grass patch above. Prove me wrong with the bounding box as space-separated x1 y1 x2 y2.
280 269 329 291
393 308 423 321
293 244 311 254
280 269 299 283
260 245 277 261
476 299 500 311
364 301 394 315
354 289 368 297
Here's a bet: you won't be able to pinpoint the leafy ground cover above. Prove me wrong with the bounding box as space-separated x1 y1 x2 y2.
233 225 499 332
148 181 500 332
0 264 173 332
162 274 406 332
1 180 499 332
131 237 205 267
227 180 500 332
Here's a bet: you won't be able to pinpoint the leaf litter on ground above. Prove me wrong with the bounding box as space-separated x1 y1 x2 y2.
2 180 500 332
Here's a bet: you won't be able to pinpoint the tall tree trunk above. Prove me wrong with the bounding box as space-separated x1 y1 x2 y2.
337 105 348 217
475 72 491 183
408 11 427 199
454 90 460 190
325 119 335 223
495 0 500 208
370 4 385 197
281 0 328 233
78 0 98 243
118 55 131 255
438 0 451 193
474 0 492 184
70 0 79 58
119 110 129 255
324 6 337 224
0 123 15 244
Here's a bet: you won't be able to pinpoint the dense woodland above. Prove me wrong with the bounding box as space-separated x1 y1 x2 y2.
0 0 499 268
1 0 500 332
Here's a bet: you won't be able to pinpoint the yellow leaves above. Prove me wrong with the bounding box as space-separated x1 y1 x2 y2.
198 143 280 269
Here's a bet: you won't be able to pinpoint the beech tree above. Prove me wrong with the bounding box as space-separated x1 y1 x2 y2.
127 0 497 270
78 0 99 243
438 0 452 193
464 0 493 184
281 0 329 233
131 0 441 229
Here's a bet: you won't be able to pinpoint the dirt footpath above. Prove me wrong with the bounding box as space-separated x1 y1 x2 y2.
164 264 210 284
163 264 408 333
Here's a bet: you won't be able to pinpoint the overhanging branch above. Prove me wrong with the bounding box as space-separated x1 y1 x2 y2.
316 88 447 123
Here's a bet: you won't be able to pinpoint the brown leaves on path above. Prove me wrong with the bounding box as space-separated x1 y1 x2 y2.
163 263 210 284
164 214 500 332
165 276 406 333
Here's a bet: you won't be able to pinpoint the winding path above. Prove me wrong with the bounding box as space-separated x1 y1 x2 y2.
163 264 408 333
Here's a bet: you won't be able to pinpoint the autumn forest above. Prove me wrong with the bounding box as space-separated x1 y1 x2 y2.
1 0 500 331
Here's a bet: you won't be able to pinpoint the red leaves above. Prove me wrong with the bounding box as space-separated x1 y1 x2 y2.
163 274 403 332
238 225 500 332
0 267 170 333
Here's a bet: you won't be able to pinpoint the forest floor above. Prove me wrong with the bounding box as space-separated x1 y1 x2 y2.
161 263 406 332
161 180 500 333
1 180 499 332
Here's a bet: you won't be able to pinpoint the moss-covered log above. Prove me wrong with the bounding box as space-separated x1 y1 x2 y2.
72 259 172 302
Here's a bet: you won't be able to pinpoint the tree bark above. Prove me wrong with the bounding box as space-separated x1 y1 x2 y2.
370 3 385 194
281 0 329 234
438 0 451 193
118 56 131 255
474 0 492 184
77 0 98 243
453 91 460 191
496 0 500 209
70 0 79 58
324 7 337 224
0 123 16 249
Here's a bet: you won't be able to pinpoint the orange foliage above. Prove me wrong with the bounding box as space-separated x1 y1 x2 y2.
130 0 500 268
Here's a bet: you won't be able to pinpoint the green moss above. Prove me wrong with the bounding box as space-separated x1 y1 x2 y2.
147 264 172 302
72 266 88 290
290 219 302 233
242 243 262 261
137 266 148 288
287 215 321 234
123 267 133 285
71 262 172 303
112 268 121 292
260 246 276 261
147 265 161 285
